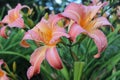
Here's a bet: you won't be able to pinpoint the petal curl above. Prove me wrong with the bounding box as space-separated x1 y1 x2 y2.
0 60 9 80
27 46 47 79
0 26 8 38
50 27 70 44
35 14 65 31
46 46 63 69
93 17 114 30
61 3 103 25
20 30 41 48
1 16 9 24
61 3 83 23
69 23 86 42
89 30 107 58
48 14 65 27
34 18 49 32
84 5 102 23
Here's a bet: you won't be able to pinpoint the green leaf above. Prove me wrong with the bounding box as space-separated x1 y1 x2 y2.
0 7 5 20
106 70 120 80
0 51 28 61
40 64 53 80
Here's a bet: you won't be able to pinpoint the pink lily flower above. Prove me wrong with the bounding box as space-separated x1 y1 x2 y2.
0 3 31 38
1 3 31 28
0 59 9 80
21 14 69 79
61 3 113 58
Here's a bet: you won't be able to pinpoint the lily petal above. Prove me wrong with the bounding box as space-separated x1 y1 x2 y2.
35 14 65 31
14 3 23 11
2 76 9 80
0 26 7 38
1 16 9 24
84 5 102 23
69 23 86 42
50 31 69 44
61 3 82 23
27 46 47 79
34 18 49 32
50 27 70 44
20 29 41 48
46 46 63 69
48 14 65 27
89 30 107 58
93 17 114 30
61 3 103 25
8 17 24 28
0 59 9 80
0 74 9 80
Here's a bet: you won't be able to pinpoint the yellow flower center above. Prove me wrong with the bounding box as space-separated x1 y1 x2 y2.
38 26 56 46
79 14 95 32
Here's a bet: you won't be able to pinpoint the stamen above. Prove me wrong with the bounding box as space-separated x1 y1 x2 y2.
38 28 52 45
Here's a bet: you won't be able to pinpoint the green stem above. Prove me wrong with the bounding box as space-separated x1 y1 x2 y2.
5 63 17 80
34 4 42 23
74 62 85 80
60 35 86 61
70 35 86 61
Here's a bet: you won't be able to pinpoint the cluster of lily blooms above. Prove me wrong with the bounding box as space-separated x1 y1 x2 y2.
0 0 113 79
